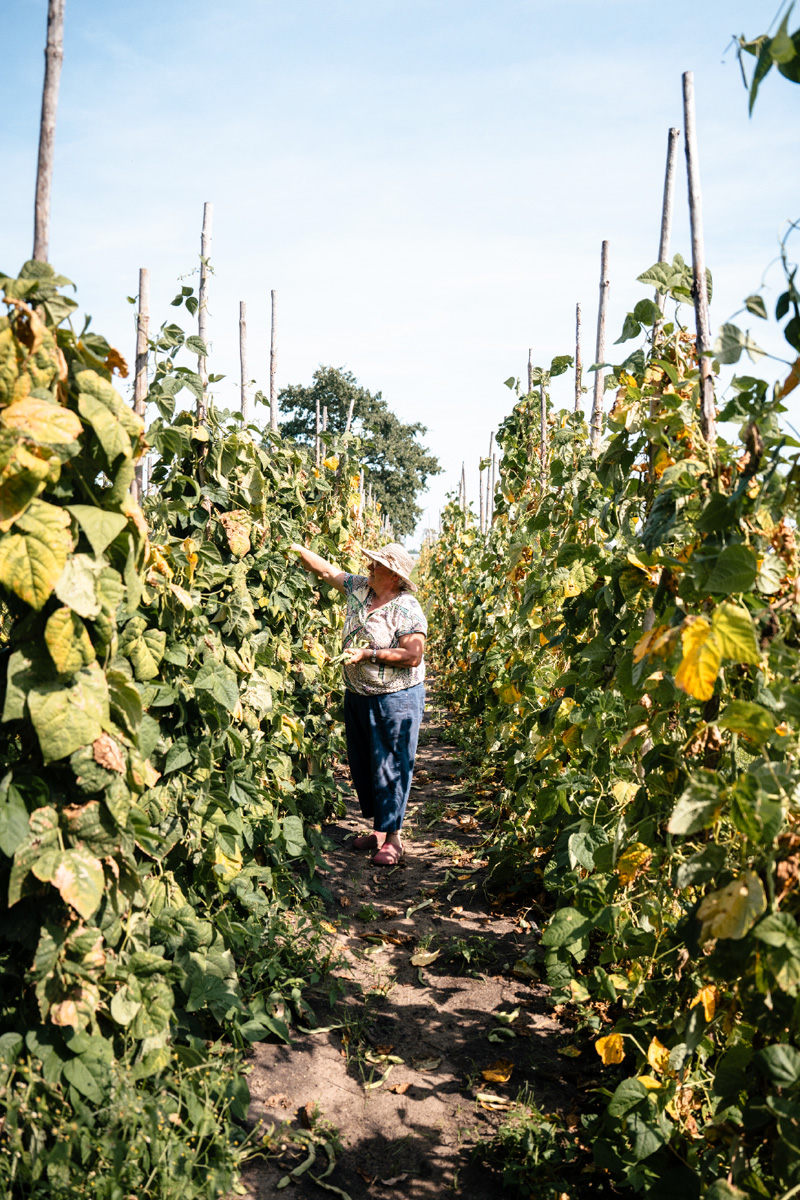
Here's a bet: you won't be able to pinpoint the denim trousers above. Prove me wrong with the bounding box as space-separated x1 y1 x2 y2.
344 684 425 833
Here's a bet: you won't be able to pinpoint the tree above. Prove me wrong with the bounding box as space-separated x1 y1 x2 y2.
278 366 441 539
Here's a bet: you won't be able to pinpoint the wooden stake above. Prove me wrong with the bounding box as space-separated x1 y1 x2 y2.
197 202 213 422
574 303 582 412
315 396 321 467
479 463 485 533
460 463 467 514
345 397 355 434
655 128 681 314
33 0 65 262
527 348 533 395
540 379 547 484
485 432 494 528
590 240 610 453
490 454 497 523
269 289 278 433
323 405 328 433
682 73 716 447
132 267 150 503
239 301 249 424
359 468 365 518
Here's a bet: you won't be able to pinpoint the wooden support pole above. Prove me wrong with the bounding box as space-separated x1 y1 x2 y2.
540 379 547 485
574 303 582 412
269 289 278 433
682 73 716 447
359 468 364 518
315 396 321 468
132 267 150 503
33 0 65 262
239 301 249 424
479 463 485 533
490 454 497 523
197 201 213 422
460 463 467 514
345 397 355 434
323 405 328 433
590 240 610 454
655 127 681 314
486 432 494 529
527 348 533 395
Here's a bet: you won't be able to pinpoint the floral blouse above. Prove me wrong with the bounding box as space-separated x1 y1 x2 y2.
342 574 428 696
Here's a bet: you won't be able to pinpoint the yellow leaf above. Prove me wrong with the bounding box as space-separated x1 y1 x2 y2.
323 455 339 471
45 606 96 674
499 683 522 704
616 842 652 886
611 780 638 806
213 844 243 883
690 985 720 1022
1 395 82 445
638 1074 662 1090
558 1045 582 1058
481 1058 514 1083
696 871 767 945
0 443 51 531
410 949 440 967
595 1033 625 1064
675 616 722 701
647 1037 671 1075
633 624 668 663
562 724 581 752
0 498 72 609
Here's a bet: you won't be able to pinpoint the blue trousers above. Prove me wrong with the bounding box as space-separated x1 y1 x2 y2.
344 684 425 833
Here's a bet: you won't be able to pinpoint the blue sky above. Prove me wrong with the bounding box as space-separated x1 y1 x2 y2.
3 0 798 543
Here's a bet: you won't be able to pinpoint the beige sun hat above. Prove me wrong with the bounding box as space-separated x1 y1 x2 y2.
362 543 417 591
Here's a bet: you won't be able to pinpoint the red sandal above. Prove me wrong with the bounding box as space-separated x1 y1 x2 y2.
372 843 403 866
351 833 380 851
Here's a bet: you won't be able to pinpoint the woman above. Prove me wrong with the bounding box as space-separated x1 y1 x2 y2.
289 541 427 865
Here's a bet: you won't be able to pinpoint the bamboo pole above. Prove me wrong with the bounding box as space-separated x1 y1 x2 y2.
239 301 249 424
269 289 278 433
33 0 66 262
486 432 494 528
527 349 533 395
132 268 150 503
490 454 497 523
323 405 328 433
460 463 467 514
682 73 716 447
479 463 485 533
590 240 610 453
345 397 355 434
574 303 582 412
197 202 213 422
655 128 681 314
359 468 364 518
315 396 321 467
540 379 547 484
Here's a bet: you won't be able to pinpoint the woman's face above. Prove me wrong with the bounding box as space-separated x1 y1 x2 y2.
367 559 400 591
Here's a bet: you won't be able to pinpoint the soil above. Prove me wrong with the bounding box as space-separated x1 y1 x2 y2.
238 694 574 1199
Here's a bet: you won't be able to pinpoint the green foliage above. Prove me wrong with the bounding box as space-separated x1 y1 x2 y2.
421 279 800 1196
278 365 441 537
0 266 372 1196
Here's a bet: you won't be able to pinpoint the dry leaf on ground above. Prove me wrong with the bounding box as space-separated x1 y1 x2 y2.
387 1082 410 1095
481 1058 514 1083
410 949 440 967
411 1055 442 1072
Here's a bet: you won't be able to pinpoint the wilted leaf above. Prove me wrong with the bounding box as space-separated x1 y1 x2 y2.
616 842 652 885
648 1037 671 1074
675 616 721 701
410 1055 441 1072
690 985 720 1022
1 395 82 444
596 1033 625 1064
92 732 125 773
481 1058 513 1083
711 602 760 663
44 606 96 673
410 949 440 967
0 443 51 531
0 498 72 609
28 662 109 762
718 700 775 746
51 848 105 919
696 871 767 944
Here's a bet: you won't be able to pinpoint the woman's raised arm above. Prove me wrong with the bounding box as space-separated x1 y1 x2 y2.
289 543 347 593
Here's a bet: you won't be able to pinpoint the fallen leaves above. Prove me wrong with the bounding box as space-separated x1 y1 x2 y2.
410 1055 442 1072
481 1058 514 1083
410 949 440 967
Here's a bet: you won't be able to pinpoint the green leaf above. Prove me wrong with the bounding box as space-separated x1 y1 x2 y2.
54 553 103 619
675 844 726 889
67 505 127 558
0 793 32 858
281 814 306 857
549 355 573 377
63 1056 104 1102
744 294 768 319
0 498 72 610
541 907 592 948
755 1042 800 1087
704 546 758 595
667 775 723 836
45 607 96 674
719 701 776 746
28 662 110 762
711 601 760 663
194 660 239 711
607 1078 648 1118
615 314 641 344
771 10 797 63
129 628 167 682
713 323 766 365
110 982 142 1026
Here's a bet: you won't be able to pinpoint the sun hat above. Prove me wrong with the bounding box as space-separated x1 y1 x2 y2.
362 543 417 591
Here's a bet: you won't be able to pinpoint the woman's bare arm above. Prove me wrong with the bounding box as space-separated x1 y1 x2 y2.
289 543 347 592
343 632 425 668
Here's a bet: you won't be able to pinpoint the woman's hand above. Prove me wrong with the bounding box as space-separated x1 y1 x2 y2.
343 646 371 665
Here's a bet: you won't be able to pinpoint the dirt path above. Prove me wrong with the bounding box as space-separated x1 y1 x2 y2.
239 695 573 1198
